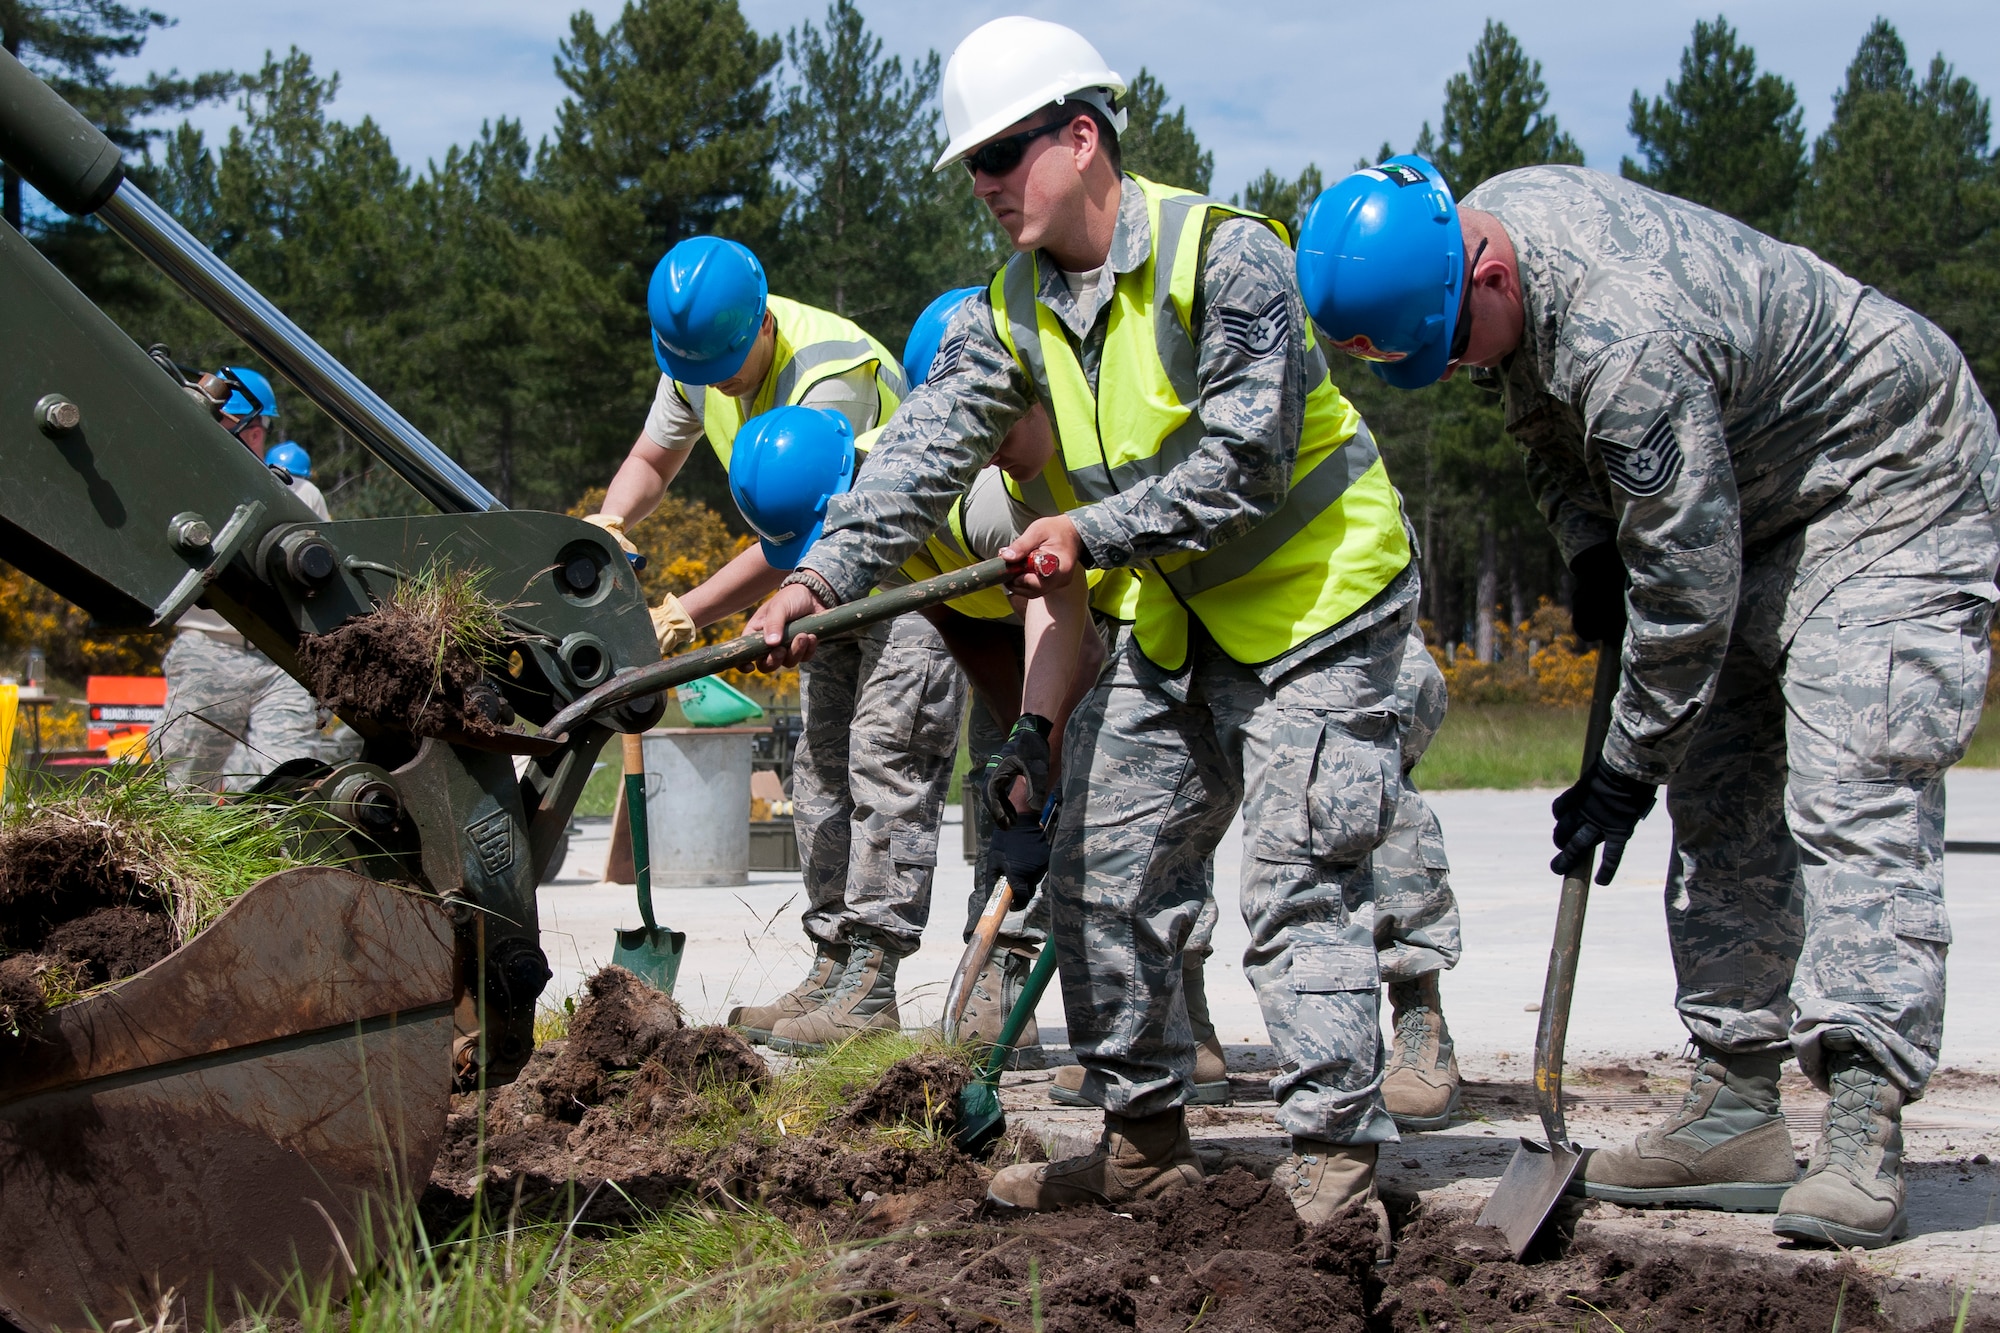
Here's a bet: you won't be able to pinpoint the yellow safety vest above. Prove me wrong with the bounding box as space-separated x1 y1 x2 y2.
895 493 1021 621
679 295 905 468
989 175 1411 669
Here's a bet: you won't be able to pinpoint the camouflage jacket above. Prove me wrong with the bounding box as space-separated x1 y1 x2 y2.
803 175 1413 686
1465 165 1998 783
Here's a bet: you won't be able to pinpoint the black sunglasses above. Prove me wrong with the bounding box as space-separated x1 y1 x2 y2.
964 120 1066 178
1448 237 1490 365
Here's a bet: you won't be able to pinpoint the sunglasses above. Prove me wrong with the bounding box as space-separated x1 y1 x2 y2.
963 120 1067 178
1448 237 1490 365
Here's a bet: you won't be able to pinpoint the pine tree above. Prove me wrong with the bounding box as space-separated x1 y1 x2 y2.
1118 69 1212 193
1236 163 1322 235
1623 16 1805 234
1417 20 1583 195
1795 19 2000 390
0 0 235 231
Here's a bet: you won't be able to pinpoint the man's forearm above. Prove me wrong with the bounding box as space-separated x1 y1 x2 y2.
601 437 686 525
680 544 784 628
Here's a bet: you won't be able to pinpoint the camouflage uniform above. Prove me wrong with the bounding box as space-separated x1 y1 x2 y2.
793 612 967 957
1466 166 2000 1096
801 177 1416 1143
150 469 354 791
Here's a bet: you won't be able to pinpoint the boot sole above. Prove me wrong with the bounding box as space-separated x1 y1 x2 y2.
1771 1209 1909 1249
1048 1079 1231 1108
766 1024 901 1055
1583 1180 1794 1213
1388 1085 1461 1132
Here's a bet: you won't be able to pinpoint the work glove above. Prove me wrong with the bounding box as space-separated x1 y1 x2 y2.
650 592 697 655
982 713 1054 829
1550 761 1658 885
986 792 1059 912
1568 541 1628 644
583 511 639 556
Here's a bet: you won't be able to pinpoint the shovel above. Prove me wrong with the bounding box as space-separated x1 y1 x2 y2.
942 879 1014 1040
609 732 685 993
953 936 1059 1157
1475 646 1621 1258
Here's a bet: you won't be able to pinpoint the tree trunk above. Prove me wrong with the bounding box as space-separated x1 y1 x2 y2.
1475 519 1498 663
1508 533 1526 627
496 399 515 507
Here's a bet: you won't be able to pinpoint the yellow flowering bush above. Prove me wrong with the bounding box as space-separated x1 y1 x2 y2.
1428 598 1598 708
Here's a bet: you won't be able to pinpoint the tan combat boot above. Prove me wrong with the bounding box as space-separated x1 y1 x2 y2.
727 944 846 1044
1382 973 1461 1131
1772 1033 1909 1249
1582 1049 1796 1211
1277 1139 1390 1256
768 938 900 1053
957 948 1039 1049
988 1108 1203 1210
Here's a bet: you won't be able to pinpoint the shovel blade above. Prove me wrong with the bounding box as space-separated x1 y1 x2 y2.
611 926 686 996
1476 1136 1584 1259
953 1077 1005 1158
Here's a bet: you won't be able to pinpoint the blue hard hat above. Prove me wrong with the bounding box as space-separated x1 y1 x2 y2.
218 365 280 418
902 286 982 387
1295 155 1466 390
728 406 856 570
648 237 769 386
265 440 311 478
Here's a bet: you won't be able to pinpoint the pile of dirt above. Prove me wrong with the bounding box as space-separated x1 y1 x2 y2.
427 966 979 1225
834 1176 1894 1333
296 601 513 738
0 818 178 1035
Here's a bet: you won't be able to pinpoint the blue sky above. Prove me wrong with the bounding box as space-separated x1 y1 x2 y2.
117 2 1999 198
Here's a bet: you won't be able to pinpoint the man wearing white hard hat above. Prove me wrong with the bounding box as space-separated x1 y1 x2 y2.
748 17 1417 1235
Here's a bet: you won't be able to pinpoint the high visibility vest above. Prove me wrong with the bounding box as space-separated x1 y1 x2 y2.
989 175 1411 669
678 294 906 468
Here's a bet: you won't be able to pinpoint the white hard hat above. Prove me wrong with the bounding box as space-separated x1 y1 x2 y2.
935 16 1128 173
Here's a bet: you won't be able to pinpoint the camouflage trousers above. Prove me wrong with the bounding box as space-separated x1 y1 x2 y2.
1666 482 1998 1097
794 612 967 957
1052 608 1412 1144
149 631 350 793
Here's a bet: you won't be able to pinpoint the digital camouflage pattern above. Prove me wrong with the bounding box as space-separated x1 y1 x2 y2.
792 613 967 957
1370 628 1461 981
1466 165 2000 1096
803 176 1413 685
1053 611 1411 1145
149 631 343 793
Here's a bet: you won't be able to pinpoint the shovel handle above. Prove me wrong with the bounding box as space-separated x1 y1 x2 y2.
1533 646 1621 1147
544 557 1017 740
622 733 657 934
943 880 1014 1041
980 939 1059 1084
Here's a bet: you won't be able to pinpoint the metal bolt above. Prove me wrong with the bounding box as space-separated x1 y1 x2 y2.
561 555 599 593
168 512 214 552
35 394 81 436
279 529 337 585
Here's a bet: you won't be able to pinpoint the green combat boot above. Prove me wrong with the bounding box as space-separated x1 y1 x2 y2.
1582 1049 1797 1211
1050 956 1229 1106
956 948 1039 1049
988 1108 1203 1210
768 938 899 1053
1773 1032 1910 1249
1382 973 1460 1131
727 944 846 1044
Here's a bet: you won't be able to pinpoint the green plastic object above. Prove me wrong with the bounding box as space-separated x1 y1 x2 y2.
674 674 764 727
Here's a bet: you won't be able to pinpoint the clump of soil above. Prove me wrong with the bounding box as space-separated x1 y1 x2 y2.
296 563 514 738
428 965 978 1226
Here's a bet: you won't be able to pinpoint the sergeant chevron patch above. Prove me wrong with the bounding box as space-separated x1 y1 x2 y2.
1217 294 1290 358
1596 414 1683 497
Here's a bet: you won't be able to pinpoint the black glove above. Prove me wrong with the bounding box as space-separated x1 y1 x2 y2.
1568 541 1628 643
1550 761 1658 884
986 819 1051 908
982 713 1054 829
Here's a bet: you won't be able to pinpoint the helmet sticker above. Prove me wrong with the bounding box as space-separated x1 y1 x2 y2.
1327 332 1408 363
1594 415 1683 498
1217 294 1291 359
1377 163 1427 187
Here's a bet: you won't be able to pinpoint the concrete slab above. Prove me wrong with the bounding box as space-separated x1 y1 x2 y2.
537 767 2000 1315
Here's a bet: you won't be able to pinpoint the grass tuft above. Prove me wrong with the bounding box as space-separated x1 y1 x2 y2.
387 557 512 687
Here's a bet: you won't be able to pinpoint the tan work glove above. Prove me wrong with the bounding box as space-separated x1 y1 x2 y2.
582 512 640 557
651 592 697 655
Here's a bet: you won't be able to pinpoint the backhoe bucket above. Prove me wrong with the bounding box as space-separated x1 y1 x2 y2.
0 867 458 1331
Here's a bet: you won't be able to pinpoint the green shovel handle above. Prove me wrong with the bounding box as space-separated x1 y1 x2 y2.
622 734 656 933
979 940 1059 1084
